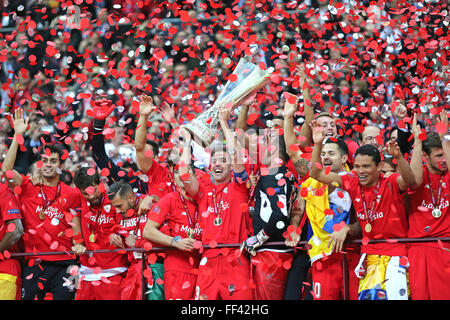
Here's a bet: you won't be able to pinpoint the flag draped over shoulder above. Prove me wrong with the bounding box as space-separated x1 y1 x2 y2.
301 177 352 263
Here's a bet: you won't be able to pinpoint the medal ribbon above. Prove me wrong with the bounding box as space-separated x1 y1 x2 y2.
211 183 230 221
88 194 105 239
426 170 444 210
177 186 198 229
359 177 382 223
39 182 61 217
167 168 178 193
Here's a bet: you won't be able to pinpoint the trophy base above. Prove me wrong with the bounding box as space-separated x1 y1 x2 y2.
183 122 216 148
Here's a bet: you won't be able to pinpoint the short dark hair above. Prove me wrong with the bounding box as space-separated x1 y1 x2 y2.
146 140 159 157
355 144 381 165
107 180 133 201
210 143 229 159
38 144 64 163
60 169 74 186
324 137 348 156
422 133 442 155
315 112 334 121
123 161 138 171
74 167 100 190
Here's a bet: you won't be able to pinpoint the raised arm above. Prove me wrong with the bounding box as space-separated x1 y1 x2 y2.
235 93 256 132
438 110 450 174
309 121 343 186
218 104 246 174
3 109 28 187
134 95 157 173
90 99 127 185
178 127 199 197
283 92 309 178
235 93 256 151
385 138 415 192
409 113 424 189
296 63 314 148
160 101 180 131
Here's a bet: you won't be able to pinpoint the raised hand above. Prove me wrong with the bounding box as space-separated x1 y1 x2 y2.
385 138 402 159
438 109 449 139
13 108 29 136
218 104 231 124
412 113 421 142
283 92 298 118
93 98 115 120
241 92 257 108
160 101 176 123
179 126 192 143
296 62 307 86
310 120 325 145
138 94 157 117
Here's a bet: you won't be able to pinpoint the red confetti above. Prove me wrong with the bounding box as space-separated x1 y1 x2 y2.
7 223 16 233
435 122 447 134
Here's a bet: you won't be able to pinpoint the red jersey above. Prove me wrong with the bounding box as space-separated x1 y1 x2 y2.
0 183 22 274
78 190 128 270
117 208 155 264
19 176 81 261
149 191 202 273
145 160 175 200
145 160 210 199
341 172 408 256
407 166 450 240
195 178 252 258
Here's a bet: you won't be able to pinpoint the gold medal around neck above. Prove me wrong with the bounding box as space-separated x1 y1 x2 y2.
432 208 442 219
365 223 372 233
187 228 194 239
214 216 223 226
89 233 96 243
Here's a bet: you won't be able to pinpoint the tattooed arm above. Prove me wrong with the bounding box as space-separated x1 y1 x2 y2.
293 157 310 178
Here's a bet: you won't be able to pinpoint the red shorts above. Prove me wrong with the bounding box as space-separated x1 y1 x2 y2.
75 273 125 300
251 250 293 300
164 270 197 300
312 252 359 300
408 244 450 300
195 250 254 300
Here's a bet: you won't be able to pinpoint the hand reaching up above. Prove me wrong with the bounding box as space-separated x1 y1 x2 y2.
12 108 29 136
138 94 157 117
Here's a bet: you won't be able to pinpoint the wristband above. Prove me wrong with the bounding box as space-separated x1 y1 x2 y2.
233 169 249 183
170 236 181 247
93 119 106 132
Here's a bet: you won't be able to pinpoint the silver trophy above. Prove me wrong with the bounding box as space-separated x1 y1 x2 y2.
183 54 273 146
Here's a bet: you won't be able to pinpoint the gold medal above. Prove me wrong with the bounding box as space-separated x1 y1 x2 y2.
187 228 194 239
365 223 372 233
89 233 96 243
38 208 46 220
214 216 222 226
